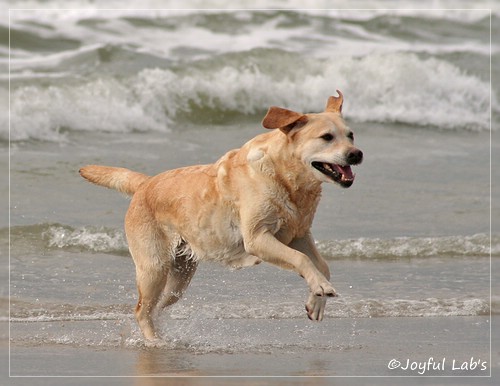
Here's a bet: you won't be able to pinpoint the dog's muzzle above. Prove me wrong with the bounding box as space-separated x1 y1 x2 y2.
312 148 363 188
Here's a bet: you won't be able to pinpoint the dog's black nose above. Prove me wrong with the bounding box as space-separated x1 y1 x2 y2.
347 148 363 165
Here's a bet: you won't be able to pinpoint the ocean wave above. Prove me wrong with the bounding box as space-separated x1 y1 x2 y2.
316 234 497 260
7 296 491 323
7 300 133 323
7 1 497 23
170 297 492 320
7 295 493 354
5 5 495 142
43 224 128 254
7 223 129 255
5 223 499 259
6 50 494 142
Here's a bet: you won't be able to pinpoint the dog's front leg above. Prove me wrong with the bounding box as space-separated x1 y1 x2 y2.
243 230 336 298
289 233 334 321
288 232 330 279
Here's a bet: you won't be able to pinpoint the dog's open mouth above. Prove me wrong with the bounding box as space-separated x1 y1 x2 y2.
312 162 355 188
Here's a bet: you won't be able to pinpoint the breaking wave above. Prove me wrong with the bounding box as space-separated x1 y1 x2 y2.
5 223 499 259
316 233 497 260
4 6 496 142
7 50 494 142
7 296 492 323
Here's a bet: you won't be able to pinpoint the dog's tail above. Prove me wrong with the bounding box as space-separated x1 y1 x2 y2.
79 165 150 196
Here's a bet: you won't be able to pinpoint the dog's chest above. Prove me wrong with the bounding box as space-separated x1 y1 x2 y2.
266 185 321 243
187 222 261 269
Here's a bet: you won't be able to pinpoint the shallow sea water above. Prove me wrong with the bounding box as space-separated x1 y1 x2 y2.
2 1 499 383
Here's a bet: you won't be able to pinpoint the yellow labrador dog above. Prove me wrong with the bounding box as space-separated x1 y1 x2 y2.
80 91 363 341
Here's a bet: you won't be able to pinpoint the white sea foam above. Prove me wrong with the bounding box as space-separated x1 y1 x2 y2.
43 224 128 253
7 51 494 142
4 4 495 142
317 233 496 259
7 1 497 22
7 296 490 324
7 296 491 353
31 223 498 259
9 79 171 141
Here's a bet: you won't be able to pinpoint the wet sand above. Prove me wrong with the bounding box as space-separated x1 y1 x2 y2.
3 315 498 385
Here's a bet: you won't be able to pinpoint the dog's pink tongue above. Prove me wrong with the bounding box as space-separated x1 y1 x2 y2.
334 164 354 180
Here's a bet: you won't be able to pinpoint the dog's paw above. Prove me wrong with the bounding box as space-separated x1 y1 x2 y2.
144 337 167 348
305 292 327 321
311 281 337 297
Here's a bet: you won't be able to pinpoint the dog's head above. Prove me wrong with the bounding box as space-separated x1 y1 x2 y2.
262 91 363 188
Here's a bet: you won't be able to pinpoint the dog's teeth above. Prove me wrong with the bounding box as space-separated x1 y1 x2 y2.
341 175 354 182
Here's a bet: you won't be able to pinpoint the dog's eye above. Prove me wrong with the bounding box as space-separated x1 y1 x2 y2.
320 133 334 141
347 132 354 141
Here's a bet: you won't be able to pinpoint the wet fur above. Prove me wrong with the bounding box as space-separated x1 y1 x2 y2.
80 93 363 341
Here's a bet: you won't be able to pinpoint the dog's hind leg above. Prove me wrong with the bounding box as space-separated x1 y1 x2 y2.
158 253 198 310
126 217 172 341
134 261 168 341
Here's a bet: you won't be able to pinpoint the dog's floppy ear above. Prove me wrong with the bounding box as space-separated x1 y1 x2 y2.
262 106 307 134
325 89 343 114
